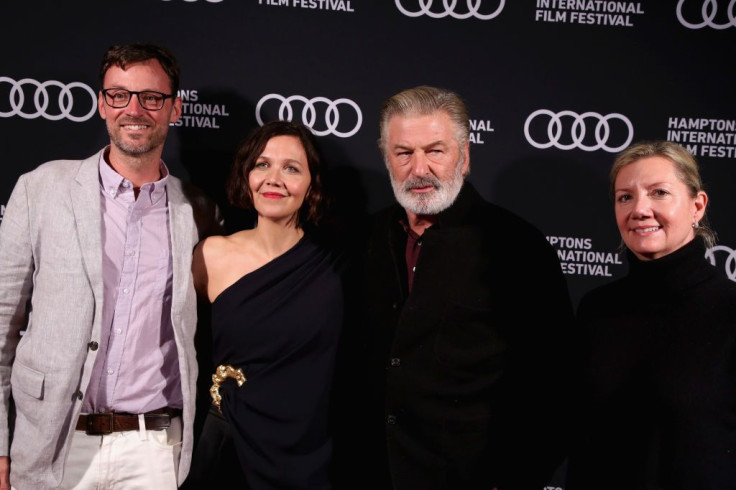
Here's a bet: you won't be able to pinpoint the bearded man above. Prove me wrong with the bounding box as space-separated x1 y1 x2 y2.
341 85 575 490
0 43 221 490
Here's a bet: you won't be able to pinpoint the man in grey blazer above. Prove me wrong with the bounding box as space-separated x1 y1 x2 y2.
0 43 222 489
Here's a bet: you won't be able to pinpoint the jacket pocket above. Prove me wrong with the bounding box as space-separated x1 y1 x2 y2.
11 361 45 399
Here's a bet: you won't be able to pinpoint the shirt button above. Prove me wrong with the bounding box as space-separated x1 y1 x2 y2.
123 288 129 294
390 358 401 367
392 302 399 310
387 414 397 425
107 369 114 375
115 328 122 334
87 341 98 351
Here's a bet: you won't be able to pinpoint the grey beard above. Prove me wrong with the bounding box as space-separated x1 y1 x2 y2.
389 160 465 216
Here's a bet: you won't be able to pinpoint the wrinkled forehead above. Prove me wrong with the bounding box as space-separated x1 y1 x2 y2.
387 112 457 140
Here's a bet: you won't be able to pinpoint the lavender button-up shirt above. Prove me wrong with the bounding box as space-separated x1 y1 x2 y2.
82 152 183 414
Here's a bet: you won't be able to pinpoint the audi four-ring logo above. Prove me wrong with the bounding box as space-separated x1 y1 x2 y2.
676 0 736 29
395 0 505 19
705 245 736 282
255 94 362 138
524 109 634 153
0 77 97 122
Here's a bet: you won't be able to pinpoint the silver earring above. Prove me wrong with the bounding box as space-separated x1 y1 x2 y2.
692 221 700 229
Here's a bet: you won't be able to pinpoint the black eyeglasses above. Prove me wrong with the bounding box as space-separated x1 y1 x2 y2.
101 89 175 111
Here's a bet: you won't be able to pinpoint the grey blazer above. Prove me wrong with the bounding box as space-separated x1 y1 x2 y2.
0 150 221 489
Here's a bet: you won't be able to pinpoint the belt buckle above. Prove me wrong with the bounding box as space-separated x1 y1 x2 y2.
86 412 114 435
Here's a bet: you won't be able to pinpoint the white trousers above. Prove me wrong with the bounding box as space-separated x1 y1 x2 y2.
57 415 182 490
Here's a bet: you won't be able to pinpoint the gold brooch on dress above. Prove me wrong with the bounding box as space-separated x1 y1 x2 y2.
210 364 247 414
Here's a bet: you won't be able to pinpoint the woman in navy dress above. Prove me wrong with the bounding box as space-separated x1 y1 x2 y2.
186 120 346 489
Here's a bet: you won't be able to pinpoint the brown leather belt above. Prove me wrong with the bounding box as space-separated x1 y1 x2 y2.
76 408 182 435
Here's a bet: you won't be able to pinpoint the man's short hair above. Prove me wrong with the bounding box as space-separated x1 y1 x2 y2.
100 43 181 95
377 85 470 158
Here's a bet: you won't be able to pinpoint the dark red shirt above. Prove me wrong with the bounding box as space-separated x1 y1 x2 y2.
400 220 424 292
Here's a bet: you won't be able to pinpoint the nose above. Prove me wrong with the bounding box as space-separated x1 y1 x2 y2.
125 94 145 115
410 151 429 177
630 195 652 218
264 166 283 186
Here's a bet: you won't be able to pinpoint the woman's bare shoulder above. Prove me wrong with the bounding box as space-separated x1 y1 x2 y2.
199 230 254 258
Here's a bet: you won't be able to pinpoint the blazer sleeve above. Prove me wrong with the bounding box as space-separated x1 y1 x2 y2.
0 175 35 455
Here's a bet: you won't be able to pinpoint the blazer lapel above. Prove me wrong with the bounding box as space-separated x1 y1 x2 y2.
71 152 104 303
166 180 195 309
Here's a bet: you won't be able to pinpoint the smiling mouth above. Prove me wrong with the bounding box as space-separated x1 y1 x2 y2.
634 226 661 233
123 124 149 130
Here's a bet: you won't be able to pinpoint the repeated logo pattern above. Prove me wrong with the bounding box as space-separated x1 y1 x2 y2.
524 109 634 152
0 77 97 122
394 0 505 19
255 94 362 138
705 245 736 281
676 0 736 29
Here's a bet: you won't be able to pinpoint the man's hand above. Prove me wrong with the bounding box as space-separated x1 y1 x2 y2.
0 456 10 490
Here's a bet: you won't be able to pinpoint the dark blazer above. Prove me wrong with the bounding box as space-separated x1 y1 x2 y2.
339 183 574 490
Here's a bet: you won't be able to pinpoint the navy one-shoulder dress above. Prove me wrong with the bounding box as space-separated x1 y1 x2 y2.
189 236 345 490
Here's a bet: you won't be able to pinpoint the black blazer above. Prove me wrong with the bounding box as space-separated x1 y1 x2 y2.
336 183 575 490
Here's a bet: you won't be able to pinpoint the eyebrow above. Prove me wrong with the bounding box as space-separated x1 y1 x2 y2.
258 156 305 166
615 181 673 192
104 85 168 92
392 140 447 150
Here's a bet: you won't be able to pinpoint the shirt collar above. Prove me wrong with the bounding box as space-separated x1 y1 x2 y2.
98 147 169 205
398 219 424 239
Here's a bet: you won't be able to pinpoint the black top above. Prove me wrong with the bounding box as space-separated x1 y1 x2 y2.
211 236 345 490
567 238 736 490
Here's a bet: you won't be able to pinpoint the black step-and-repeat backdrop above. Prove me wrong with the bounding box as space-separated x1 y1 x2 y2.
2 1 735 310
1 1 734 487
0 0 736 482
